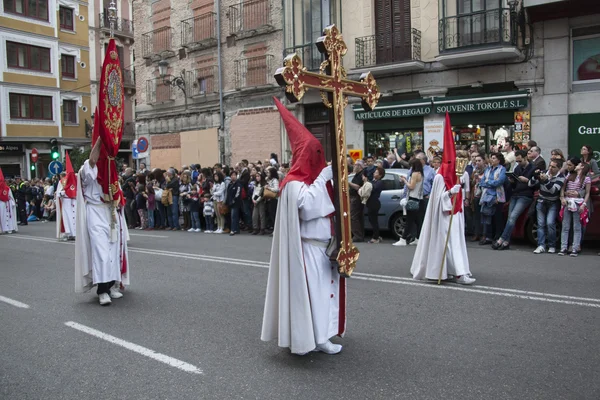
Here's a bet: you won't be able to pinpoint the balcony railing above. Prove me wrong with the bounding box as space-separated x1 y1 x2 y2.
235 55 274 89
123 122 135 138
355 29 421 68
146 78 173 104
99 13 134 38
123 69 135 89
228 0 272 35
185 66 219 96
181 12 217 48
284 44 324 71
439 8 516 53
142 27 173 58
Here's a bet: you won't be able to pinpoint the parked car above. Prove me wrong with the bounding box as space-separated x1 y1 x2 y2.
349 169 409 239
508 173 600 245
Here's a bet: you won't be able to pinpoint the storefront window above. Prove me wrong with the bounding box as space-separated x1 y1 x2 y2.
366 130 423 159
572 26 600 83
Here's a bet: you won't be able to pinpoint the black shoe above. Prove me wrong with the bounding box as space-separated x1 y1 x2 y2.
498 243 510 250
252 231 259 235
479 239 492 245
491 241 501 250
352 236 364 243
230 232 236 236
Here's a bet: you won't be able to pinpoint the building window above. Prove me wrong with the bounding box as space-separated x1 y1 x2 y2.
9 93 53 120
59 6 74 31
61 55 76 78
572 26 600 83
3 0 49 21
63 100 77 124
7 41 51 72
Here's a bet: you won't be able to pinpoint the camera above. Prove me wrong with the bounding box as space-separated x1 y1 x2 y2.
533 169 541 179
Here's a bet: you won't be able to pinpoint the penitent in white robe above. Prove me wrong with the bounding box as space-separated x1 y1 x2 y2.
55 181 77 239
74 160 130 292
261 173 346 355
0 191 18 233
411 174 471 281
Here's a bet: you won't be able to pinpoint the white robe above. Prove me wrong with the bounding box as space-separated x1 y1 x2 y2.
261 173 346 355
74 160 130 293
410 174 471 281
0 191 18 233
55 181 77 239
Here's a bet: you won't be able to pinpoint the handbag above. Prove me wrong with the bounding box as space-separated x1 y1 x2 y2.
218 202 229 215
406 199 420 211
263 187 277 199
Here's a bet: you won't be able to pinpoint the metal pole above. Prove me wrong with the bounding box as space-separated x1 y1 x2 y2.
216 0 225 165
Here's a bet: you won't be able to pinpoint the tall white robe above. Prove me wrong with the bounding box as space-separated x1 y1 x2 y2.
0 191 18 233
74 160 130 293
410 174 471 281
55 181 77 239
261 170 346 355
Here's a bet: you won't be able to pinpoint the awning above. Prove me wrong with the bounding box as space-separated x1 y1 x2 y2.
353 98 433 120
433 90 529 114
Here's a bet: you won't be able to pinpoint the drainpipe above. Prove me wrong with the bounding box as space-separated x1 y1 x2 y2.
216 0 225 164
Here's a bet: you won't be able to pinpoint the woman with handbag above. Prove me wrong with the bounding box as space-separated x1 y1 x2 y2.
396 159 423 246
558 160 591 256
211 171 226 234
366 166 386 244
265 167 280 232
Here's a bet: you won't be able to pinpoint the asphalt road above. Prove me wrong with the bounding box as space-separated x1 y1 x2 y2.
1 223 599 400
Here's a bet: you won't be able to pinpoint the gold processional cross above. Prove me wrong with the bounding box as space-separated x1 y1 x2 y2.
275 25 381 277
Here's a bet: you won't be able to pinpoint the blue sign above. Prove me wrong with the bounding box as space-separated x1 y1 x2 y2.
48 161 63 176
137 136 149 153
132 141 139 159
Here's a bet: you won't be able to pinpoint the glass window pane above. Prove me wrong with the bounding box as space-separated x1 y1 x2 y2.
9 94 19 117
31 47 40 69
573 37 600 82
40 48 50 71
21 96 30 118
17 46 26 67
37 0 47 19
7 43 17 67
32 96 42 118
43 97 52 119
15 0 23 13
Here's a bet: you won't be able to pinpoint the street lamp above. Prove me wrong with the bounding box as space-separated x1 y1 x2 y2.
158 59 187 110
107 0 117 37
507 0 519 46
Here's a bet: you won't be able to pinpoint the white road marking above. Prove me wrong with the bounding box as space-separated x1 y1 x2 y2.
65 321 202 374
128 233 170 238
0 295 31 309
7 234 600 309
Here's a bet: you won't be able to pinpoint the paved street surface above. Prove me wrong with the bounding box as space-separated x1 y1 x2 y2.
1 223 599 400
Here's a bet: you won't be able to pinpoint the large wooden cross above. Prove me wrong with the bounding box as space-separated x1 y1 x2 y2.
275 25 381 277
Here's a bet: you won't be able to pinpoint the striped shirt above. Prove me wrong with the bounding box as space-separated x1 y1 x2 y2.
565 175 591 196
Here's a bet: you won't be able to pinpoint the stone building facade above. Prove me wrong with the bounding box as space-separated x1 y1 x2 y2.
133 0 284 169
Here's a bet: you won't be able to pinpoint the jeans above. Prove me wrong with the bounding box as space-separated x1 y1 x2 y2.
242 198 252 227
156 203 166 228
561 208 582 251
205 215 214 231
191 211 201 230
170 196 180 229
536 201 559 248
252 201 266 231
483 203 505 240
367 200 381 240
231 206 241 233
148 208 155 228
500 196 533 242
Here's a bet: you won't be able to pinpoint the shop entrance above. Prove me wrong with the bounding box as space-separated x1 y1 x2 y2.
304 104 332 159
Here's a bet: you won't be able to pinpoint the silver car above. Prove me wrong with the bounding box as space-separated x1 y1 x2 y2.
348 169 410 239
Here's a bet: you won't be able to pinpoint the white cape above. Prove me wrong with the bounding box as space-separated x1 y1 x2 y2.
410 174 471 280
0 190 18 233
261 179 346 354
55 181 77 239
74 164 130 293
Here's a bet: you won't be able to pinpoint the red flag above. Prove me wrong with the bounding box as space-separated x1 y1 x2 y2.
96 39 124 205
438 112 462 214
63 152 77 199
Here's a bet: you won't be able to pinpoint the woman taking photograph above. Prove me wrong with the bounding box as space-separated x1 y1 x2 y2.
559 159 591 256
265 167 279 232
211 171 226 234
395 159 423 246
366 166 385 244
479 152 507 245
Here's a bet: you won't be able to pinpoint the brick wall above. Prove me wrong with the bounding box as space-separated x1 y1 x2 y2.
230 108 280 164
151 132 181 149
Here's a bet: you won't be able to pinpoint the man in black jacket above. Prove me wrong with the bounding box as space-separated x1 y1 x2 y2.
492 150 536 250
122 168 137 228
348 161 365 242
227 171 242 236
15 177 30 225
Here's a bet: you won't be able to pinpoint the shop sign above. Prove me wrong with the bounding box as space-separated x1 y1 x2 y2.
434 98 528 114
568 113 600 161
348 149 363 161
0 144 24 154
354 105 432 120
424 120 444 160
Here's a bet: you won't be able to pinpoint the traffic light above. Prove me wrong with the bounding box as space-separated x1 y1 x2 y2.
31 164 36 171
50 138 59 160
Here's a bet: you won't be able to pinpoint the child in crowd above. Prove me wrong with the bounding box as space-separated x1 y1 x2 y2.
136 183 148 230
203 193 215 233
146 181 156 230
188 185 201 232
27 199 39 222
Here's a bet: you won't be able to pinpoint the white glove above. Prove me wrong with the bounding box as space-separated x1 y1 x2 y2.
449 184 461 195
320 165 333 181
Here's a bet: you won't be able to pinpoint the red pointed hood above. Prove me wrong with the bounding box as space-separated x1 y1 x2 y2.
64 151 77 198
274 97 326 190
438 112 462 214
0 168 10 202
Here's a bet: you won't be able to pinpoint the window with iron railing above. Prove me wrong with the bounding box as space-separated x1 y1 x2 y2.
283 44 324 71
185 66 218 96
235 55 274 88
146 79 172 103
181 12 217 47
99 13 134 36
354 29 421 68
142 27 173 58
229 0 271 35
